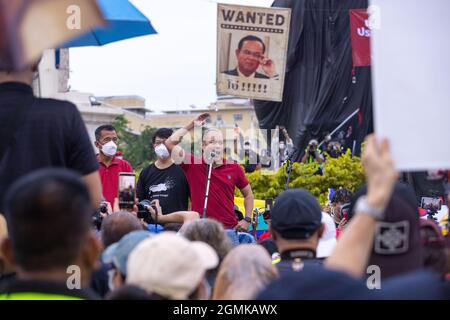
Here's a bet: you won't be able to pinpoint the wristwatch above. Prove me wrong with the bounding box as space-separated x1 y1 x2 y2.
354 196 385 220
244 216 252 224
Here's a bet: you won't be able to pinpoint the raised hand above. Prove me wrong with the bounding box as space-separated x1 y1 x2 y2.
260 56 277 77
188 112 210 130
362 135 398 211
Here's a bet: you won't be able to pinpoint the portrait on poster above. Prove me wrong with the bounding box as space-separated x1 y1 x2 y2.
216 4 291 102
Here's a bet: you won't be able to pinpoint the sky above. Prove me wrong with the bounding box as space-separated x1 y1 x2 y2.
69 0 274 112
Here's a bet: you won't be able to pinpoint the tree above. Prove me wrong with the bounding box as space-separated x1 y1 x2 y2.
112 115 157 171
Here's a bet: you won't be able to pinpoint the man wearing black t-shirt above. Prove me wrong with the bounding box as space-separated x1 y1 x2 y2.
137 128 189 215
0 62 102 210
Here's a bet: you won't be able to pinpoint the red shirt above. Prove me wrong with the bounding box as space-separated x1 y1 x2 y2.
98 155 133 205
180 153 249 229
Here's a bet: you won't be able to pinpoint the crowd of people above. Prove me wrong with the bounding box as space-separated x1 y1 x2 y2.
0 61 448 300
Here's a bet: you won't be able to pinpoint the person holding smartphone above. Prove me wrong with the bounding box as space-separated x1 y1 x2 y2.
165 113 254 232
95 125 133 206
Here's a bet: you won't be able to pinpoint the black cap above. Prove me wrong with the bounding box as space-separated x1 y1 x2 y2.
270 189 322 239
348 182 423 280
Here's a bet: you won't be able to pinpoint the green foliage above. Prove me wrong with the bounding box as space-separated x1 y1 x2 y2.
112 115 157 171
239 150 365 206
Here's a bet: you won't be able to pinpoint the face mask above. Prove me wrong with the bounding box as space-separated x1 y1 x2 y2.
101 141 117 157
155 143 170 159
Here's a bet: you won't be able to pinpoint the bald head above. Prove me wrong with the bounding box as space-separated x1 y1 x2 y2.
101 211 143 248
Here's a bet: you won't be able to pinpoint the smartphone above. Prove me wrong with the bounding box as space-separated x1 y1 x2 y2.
118 172 136 209
420 197 442 211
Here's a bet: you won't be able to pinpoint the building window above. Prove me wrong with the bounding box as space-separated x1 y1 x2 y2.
216 115 224 128
233 114 243 122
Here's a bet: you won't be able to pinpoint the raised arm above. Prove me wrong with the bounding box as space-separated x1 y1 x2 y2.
165 112 210 154
147 200 200 230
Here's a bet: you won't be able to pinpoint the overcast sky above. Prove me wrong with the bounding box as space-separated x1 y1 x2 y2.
69 0 274 112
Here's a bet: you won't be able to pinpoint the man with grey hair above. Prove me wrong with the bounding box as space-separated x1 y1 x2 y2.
165 113 254 231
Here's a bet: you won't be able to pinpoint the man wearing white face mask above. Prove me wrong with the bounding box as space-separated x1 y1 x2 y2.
95 125 133 206
136 128 190 219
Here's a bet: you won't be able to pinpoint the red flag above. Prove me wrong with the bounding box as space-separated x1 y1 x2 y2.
349 9 371 67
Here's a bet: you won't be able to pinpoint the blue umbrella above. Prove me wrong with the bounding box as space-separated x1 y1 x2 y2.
61 0 156 47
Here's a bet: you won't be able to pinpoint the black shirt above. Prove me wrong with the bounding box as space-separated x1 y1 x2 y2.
276 248 323 276
0 82 98 210
243 150 260 173
137 163 190 214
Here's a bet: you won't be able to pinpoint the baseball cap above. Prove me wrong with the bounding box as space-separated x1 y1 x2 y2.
349 182 423 280
126 232 219 300
270 189 322 239
102 230 152 276
317 212 337 258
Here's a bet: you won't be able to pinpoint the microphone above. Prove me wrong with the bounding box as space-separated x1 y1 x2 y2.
284 147 298 163
205 150 217 164
209 151 217 159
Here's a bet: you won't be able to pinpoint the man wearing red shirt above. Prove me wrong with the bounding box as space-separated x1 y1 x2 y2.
165 113 254 231
95 125 133 205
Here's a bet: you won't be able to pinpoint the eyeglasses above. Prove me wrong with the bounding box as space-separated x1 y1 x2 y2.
240 49 263 59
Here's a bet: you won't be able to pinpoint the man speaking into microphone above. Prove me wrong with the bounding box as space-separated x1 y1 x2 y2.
165 113 254 232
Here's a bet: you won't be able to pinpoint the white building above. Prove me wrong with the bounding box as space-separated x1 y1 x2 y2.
34 49 123 143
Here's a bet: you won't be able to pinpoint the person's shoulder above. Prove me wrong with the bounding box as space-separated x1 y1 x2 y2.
169 162 186 171
119 158 132 165
255 72 271 79
228 161 244 170
181 152 200 166
34 97 78 112
137 164 153 180
222 68 238 76
261 264 367 299
118 158 133 169
141 163 155 172
380 270 447 300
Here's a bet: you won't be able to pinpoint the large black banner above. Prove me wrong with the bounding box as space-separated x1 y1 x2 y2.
254 0 373 159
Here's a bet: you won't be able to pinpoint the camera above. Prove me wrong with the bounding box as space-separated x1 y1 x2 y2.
137 200 157 224
99 201 108 214
92 201 108 231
